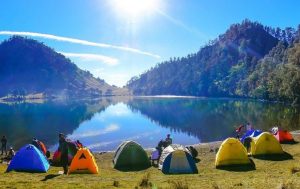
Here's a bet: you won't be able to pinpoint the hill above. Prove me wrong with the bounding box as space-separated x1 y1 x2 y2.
0 36 129 99
127 20 300 104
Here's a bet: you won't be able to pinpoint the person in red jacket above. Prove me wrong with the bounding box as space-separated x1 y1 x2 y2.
235 124 244 139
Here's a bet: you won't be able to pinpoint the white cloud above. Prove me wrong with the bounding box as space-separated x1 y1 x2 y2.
86 129 161 150
70 124 120 139
0 31 161 59
59 52 119 66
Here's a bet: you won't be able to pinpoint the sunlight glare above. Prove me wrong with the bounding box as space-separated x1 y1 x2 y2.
111 0 159 18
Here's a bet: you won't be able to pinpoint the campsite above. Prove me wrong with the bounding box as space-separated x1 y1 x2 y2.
1 0 300 188
0 132 298 188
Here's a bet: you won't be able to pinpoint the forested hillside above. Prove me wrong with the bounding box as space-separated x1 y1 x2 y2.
0 36 128 99
127 20 300 104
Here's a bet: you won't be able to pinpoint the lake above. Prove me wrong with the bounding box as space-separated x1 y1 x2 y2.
0 97 300 152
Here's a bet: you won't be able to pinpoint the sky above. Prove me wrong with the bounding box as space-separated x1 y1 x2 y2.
0 0 300 87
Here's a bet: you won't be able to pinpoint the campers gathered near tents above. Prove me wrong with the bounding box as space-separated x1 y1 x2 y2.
0 124 297 179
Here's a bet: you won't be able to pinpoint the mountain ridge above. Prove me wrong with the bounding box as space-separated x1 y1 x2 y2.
0 36 129 99
127 20 300 104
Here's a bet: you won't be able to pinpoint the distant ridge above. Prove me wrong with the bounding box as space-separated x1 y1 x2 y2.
127 20 300 104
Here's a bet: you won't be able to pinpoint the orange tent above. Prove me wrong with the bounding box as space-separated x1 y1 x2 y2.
68 148 98 174
274 130 294 143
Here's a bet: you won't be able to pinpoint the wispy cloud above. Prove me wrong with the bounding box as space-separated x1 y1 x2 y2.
86 129 161 150
0 31 161 59
70 124 120 139
59 52 119 66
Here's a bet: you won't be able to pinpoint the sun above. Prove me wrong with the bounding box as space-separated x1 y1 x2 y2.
111 0 159 19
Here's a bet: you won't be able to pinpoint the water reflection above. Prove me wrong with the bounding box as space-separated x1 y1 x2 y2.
0 97 300 151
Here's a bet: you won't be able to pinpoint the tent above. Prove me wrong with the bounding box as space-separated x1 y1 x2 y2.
68 148 98 174
274 130 294 143
215 138 251 168
159 144 198 174
6 144 49 172
250 132 284 156
113 141 150 171
240 130 262 144
52 140 79 165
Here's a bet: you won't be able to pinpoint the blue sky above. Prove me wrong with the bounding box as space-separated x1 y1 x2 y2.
0 0 299 86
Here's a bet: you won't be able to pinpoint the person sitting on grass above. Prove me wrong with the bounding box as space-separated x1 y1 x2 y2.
3 147 15 163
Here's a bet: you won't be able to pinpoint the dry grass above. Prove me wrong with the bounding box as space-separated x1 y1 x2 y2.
0 136 300 188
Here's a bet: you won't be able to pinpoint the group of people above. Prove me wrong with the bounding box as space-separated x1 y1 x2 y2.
1 135 15 161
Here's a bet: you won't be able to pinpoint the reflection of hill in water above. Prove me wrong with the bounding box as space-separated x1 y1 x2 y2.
126 98 300 142
0 98 124 149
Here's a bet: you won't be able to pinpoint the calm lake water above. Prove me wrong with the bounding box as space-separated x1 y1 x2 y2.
0 97 300 152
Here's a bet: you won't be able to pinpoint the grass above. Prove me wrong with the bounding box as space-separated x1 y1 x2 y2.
0 136 300 188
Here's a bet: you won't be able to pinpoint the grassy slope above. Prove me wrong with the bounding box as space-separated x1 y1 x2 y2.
0 136 300 188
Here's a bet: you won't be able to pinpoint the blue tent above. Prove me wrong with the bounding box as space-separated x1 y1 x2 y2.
240 130 263 143
6 144 50 172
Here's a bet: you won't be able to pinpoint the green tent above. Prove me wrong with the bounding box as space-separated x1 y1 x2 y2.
113 141 151 171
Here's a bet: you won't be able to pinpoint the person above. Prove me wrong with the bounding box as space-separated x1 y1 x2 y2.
164 134 172 147
58 133 69 174
244 137 252 153
7 147 15 160
2 147 15 163
235 124 244 139
156 140 165 156
246 122 253 131
32 138 42 152
1 136 7 155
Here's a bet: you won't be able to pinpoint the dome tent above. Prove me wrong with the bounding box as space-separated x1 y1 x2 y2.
274 130 294 143
215 138 251 168
250 132 284 156
6 144 49 173
159 144 198 174
68 148 98 174
113 141 150 171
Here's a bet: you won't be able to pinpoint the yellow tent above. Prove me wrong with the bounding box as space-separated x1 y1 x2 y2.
250 132 284 156
215 138 251 167
68 148 99 174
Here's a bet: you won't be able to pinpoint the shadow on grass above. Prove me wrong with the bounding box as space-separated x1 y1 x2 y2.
194 158 201 163
216 159 256 172
115 165 151 172
280 140 298 145
252 152 293 161
41 174 60 181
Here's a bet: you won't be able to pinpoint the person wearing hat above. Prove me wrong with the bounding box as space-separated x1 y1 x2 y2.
58 133 69 174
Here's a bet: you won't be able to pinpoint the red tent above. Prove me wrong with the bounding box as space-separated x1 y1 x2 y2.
274 130 294 143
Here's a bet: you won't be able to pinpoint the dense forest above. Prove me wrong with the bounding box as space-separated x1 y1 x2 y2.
127 20 300 105
0 36 128 99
